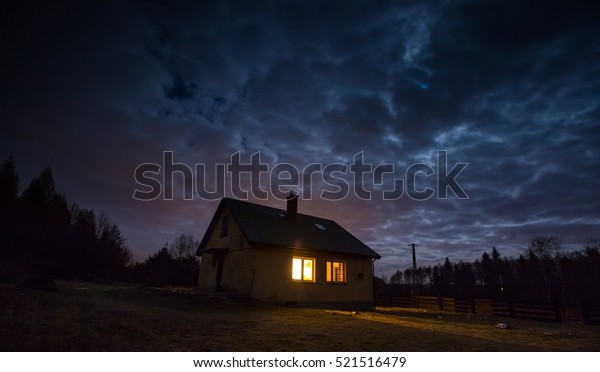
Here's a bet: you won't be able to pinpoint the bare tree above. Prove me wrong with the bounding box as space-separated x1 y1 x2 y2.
168 233 198 260
527 235 562 302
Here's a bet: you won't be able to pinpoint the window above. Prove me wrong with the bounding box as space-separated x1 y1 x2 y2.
220 215 229 237
292 257 315 282
326 261 346 283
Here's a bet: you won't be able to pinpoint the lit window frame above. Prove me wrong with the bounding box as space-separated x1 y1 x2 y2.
292 257 316 282
326 261 346 283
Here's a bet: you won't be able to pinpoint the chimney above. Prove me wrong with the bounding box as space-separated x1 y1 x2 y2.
285 191 298 221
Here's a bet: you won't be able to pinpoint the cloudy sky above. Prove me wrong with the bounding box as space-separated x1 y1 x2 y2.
3 0 599 277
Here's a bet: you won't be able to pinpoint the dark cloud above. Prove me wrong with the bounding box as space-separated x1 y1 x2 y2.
2 0 599 275
164 74 198 101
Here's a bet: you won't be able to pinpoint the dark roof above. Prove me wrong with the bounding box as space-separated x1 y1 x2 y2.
197 198 380 259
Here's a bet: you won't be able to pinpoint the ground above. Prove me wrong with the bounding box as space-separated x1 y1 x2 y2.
1 280 599 351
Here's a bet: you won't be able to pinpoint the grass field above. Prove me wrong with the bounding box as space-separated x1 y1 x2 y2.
1 280 599 351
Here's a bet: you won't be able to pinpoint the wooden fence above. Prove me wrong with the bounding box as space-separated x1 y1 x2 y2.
375 294 563 322
375 293 415 307
418 296 455 311
491 302 561 322
582 301 600 326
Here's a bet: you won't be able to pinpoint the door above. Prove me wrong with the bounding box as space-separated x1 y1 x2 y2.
215 255 225 292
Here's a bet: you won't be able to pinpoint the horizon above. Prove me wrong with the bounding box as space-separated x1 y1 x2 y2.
2 0 599 277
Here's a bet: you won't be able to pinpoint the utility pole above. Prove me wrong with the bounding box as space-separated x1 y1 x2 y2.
408 243 418 280
408 243 418 307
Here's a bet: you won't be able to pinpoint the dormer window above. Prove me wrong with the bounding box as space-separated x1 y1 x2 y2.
314 223 326 230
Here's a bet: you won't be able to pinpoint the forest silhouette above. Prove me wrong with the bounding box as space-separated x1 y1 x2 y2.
0 156 132 282
382 241 600 320
0 156 200 287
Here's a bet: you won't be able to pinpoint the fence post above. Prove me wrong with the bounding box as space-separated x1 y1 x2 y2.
553 300 562 323
582 299 590 325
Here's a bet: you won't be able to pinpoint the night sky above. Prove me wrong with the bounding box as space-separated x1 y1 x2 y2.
3 0 599 277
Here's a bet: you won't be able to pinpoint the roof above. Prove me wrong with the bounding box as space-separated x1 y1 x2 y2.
197 197 381 259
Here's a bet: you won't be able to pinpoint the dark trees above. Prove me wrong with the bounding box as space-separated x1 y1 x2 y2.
0 157 132 282
132 235 200 287
387 238 600 308
16 167 71 270
454 261 476 300
0 157 19 260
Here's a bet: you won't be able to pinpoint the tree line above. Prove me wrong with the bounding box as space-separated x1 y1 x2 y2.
0 156 132 281
0 156 202 287
129 233 200 287
386 236 600 307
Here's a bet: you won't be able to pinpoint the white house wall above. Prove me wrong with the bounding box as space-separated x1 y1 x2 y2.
250 247 375 309
197 205 376 310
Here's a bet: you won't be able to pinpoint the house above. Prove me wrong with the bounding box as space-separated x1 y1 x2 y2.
196 193 381 310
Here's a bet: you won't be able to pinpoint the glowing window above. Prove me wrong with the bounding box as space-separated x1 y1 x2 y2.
292 257 315 282
326 261 346 283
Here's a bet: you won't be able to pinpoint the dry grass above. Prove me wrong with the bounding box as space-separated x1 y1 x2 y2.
1 280 599 351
